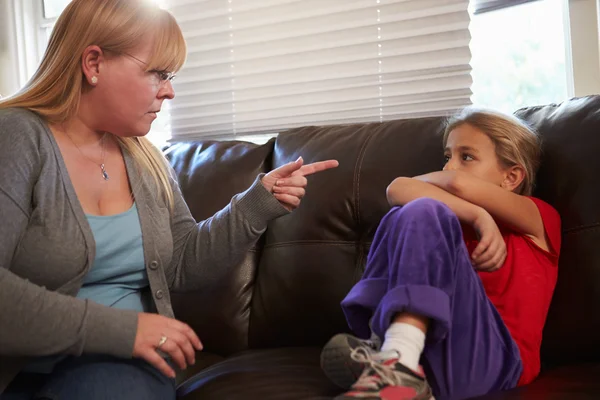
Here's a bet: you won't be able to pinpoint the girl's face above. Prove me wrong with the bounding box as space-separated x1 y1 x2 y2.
443 123 508 188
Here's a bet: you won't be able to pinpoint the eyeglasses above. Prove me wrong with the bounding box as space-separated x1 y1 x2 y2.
121 52 176 84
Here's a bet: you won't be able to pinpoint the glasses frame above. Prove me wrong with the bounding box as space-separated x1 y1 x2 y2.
119 51 177 84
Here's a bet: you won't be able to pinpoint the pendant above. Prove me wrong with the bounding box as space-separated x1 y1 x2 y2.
100 164 109 180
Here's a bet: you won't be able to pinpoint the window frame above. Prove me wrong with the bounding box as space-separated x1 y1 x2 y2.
472 0 543 14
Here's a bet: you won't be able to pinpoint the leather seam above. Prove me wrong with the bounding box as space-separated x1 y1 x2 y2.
354 126 378 226
264 240 371 248
354 126 378 282
564 223 600 234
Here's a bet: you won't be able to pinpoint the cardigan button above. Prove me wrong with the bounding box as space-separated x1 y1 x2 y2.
149 260 159 270
155 290 164 300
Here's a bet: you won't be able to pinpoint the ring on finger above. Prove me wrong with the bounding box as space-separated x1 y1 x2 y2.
157 335 168 349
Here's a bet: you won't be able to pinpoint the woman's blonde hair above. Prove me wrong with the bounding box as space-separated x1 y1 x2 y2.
0 0 187 209
443 108 541 196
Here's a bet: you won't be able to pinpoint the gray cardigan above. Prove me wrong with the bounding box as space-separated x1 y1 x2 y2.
0 108 289 393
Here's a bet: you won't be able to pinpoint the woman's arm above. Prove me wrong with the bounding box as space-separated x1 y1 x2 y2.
414 170 547 250
166 158 338 292
166 171 289 292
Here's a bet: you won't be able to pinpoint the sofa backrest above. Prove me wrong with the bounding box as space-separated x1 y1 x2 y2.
515 96 600 366
166 140 275 354
167 95 600 368
247 118 446 349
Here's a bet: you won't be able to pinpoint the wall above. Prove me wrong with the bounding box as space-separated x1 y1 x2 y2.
568 0 600 96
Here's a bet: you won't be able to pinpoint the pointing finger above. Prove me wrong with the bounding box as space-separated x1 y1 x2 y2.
272 157 304 178
292 160 339 177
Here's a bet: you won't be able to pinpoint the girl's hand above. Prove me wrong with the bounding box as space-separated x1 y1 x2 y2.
261 157 339 211
471 208 507 271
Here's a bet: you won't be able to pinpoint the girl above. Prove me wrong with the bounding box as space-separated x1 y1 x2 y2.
321 109 561 400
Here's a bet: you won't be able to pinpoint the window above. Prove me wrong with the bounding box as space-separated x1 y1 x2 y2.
469 0 571 113
168 0 473 141
38 1 68 60
40 0 71 46
32 0 474 142
42 0 70 19
9 0 578 144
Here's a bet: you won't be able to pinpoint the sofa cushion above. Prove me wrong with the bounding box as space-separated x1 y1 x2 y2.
175 352 225 387
469 363 600 399
175 347 339 399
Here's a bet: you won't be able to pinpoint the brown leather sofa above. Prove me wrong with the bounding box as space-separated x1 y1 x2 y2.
166 95 600 399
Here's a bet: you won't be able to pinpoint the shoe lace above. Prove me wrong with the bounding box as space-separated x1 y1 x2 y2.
363 338 379 350
349 345 402 389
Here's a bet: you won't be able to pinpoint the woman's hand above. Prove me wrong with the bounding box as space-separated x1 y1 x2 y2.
471 208 507 271
132 313 203 378
261 157 339 211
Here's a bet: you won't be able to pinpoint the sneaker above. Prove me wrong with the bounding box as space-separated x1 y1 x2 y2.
334 349 433 400
321 333 382 389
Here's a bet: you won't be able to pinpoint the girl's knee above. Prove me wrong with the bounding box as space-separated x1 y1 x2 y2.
404 197 448 212
386 198 455 224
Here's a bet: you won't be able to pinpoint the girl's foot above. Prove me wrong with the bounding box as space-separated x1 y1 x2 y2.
334 349 433 400
320 333 381 389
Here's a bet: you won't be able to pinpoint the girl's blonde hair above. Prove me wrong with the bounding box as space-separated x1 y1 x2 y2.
0 0 187 209
443 108 541 196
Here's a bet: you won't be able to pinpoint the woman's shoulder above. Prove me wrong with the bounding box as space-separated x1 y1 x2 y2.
0 107 47 131
0 107 51 152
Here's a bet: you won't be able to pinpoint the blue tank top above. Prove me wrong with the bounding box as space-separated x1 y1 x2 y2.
78 203 150 311
23 203 149 373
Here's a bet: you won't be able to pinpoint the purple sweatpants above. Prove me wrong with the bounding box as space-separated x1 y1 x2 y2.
341 198 522 400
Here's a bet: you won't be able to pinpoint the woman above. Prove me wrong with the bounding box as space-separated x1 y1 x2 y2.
0 0 337 398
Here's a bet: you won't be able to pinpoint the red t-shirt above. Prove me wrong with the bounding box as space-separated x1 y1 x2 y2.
463 197 561 386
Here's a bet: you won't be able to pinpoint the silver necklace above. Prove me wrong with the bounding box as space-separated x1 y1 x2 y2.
65 132 110 181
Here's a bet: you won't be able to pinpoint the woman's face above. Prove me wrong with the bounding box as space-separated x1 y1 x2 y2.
90 38 175 137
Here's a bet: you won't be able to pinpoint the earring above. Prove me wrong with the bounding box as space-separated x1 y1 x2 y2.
91 76 98 84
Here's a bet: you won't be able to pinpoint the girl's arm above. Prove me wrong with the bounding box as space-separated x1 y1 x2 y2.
387 177 507 270
386 177 485 227
414 170 547 250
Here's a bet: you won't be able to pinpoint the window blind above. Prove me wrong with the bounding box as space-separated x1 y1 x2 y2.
167 0 472 140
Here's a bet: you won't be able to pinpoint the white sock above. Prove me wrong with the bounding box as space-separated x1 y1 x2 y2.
379 322 426 371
